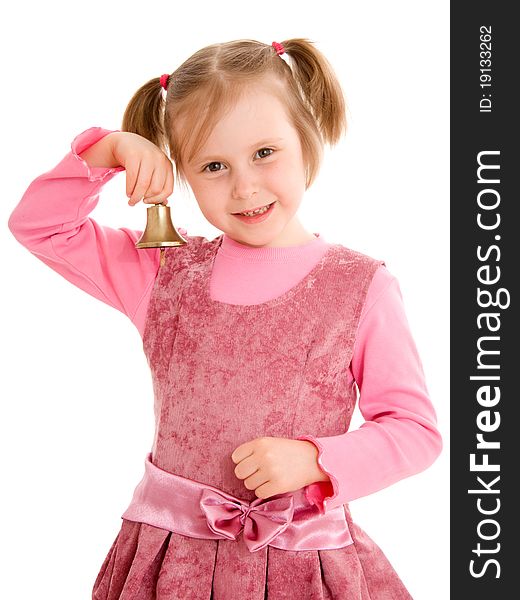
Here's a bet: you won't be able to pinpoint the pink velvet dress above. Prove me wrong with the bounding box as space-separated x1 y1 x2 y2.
8 126 443 599
90 235 414 600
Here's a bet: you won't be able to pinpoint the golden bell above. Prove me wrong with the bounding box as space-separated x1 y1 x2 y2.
135 203 188 249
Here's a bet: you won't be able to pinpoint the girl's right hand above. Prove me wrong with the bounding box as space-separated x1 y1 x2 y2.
110 132 175 207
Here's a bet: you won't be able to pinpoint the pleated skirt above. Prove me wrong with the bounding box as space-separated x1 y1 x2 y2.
92 507 413 600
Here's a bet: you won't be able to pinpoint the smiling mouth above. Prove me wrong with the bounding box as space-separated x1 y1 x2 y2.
232 201 275 215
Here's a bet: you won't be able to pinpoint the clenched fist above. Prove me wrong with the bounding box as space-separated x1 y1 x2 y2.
231 436 329 500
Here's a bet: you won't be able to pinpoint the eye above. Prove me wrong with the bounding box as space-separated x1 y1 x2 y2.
255 147 274 159
202 148 274 173
203 161 225 173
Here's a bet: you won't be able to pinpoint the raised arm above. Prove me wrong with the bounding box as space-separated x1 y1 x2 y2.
7 127 167 336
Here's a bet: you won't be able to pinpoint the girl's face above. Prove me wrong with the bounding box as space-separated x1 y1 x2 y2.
181 82 315 248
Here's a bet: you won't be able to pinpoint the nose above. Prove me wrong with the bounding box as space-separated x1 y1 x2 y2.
231 166 259 202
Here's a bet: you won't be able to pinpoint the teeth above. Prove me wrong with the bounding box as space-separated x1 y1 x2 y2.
239 203 271 216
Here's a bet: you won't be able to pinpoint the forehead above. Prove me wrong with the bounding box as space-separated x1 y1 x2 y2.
203 87 292 147
177 77 294 159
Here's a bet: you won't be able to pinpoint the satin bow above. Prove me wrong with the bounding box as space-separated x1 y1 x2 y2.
200 488 295 552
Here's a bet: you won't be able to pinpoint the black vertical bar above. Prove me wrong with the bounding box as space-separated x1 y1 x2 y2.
451 3 518 597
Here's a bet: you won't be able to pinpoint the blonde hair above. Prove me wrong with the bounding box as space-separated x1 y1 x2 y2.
121 38 347 193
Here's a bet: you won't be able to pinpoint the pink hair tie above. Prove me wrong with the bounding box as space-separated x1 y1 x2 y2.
271 41 285 56
160 73 170 90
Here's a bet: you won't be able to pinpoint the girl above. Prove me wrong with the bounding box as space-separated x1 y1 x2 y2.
8 38 442 599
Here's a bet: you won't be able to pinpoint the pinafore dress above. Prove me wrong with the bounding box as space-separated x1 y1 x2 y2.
92 234 414 600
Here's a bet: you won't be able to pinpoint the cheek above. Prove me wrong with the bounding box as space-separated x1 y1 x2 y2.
192 184 228 220
269 169 305 201
271 154 306 186
191 181 217 205
264 162 294 188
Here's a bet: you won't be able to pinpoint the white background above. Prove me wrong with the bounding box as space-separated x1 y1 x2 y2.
1 1 449 598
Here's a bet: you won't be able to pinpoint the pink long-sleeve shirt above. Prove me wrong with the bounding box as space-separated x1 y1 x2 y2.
7 126 442 515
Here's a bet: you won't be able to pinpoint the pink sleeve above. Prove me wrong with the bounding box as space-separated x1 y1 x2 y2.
296 266 443 514
7 127 183 338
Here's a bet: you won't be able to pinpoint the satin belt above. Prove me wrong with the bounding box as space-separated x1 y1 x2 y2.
121 452 353 553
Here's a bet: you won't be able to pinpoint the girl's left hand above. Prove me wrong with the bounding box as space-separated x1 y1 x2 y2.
231 436 327 500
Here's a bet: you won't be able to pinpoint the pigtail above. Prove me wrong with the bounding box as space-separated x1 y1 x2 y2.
282 38 347 146
121 77 168 154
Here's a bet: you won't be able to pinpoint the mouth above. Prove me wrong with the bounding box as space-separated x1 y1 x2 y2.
231 201 276 224
232 201 276 216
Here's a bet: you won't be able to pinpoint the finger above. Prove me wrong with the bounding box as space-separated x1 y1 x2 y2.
143 168 169 205
254 481 275 500
156 160 175 206
234 455 260 479
231 443 254 464
125 158 142 202
163 164 175 203
128 162 154 205
244 470 269 492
